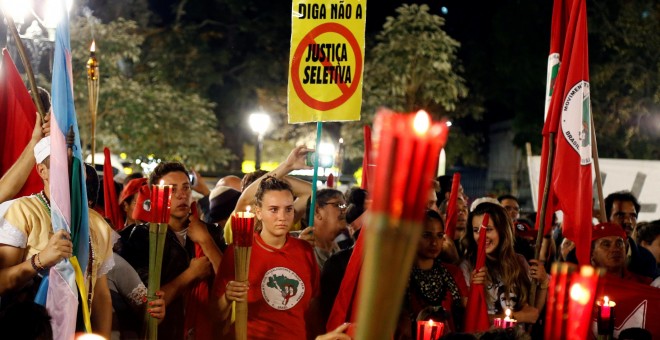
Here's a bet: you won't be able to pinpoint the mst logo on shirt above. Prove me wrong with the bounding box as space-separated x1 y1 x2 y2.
261 267 305 310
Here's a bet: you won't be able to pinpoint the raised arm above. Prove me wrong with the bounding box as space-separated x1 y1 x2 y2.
0 114 48 203
234 145 313 212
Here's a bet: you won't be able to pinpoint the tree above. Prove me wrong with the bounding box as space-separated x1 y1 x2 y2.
588 0 660 159
69 15 232 169
340 4 476 166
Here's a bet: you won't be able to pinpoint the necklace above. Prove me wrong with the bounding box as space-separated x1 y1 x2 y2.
36 191 51 214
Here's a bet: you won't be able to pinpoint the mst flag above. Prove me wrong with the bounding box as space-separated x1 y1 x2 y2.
0 50 43 197
536 0 593 265
464 214 490 333
36 3 92 337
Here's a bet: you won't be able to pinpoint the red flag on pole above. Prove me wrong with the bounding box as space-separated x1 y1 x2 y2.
361 125 371 191
444 172 461 240
326 220 366 332
0 50 43 198
464 213 491 333
536 0 593 265
103 147 123 229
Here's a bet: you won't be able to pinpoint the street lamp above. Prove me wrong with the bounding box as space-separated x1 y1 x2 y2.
249 112 271 170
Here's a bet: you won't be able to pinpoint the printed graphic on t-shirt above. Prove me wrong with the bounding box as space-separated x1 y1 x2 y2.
261 267 305 310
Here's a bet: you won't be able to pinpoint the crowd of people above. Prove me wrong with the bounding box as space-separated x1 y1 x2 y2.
1 102 659 340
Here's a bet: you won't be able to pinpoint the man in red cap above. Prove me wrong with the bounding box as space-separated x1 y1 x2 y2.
591 223 652 284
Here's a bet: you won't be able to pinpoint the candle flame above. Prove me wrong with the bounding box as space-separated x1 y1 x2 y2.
159 180 165 186
246 206 251 213
413 110 430 135
505 309 511 318
569 282 591 305
604 296 609 305
428 319 434 326
90 40 96 52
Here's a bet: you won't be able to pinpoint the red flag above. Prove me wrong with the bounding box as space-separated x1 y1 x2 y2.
444 173 461 240
185 202 213 339
361 125 371 191
0 49 43 198
327 173 334 188
536 0 593 265
102 147 123 229
597 275 660 337
464 213 491 332
326 213 367 332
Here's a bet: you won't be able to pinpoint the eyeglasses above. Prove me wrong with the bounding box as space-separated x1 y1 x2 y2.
323 201 347 210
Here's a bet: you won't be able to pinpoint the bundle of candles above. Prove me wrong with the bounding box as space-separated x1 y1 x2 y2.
231 208 256 340
354 109 449 340
146 181 172 340
416 319 445 340
544 263 602 340
595 296 616 338
493 309 517 329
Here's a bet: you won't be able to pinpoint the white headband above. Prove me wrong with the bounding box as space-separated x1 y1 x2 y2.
34 136 51 164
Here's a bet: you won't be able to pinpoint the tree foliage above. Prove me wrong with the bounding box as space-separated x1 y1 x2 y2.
341 4 474 165
69 15 232 169
589 0 660 159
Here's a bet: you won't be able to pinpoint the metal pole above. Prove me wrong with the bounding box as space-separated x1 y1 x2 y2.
255 134 263 170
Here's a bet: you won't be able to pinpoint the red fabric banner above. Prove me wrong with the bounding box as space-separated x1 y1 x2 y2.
595 275 660 337
444 173 461 240
464 214 491 332
536 0 593 265
102 147 123 229
0 50 43 198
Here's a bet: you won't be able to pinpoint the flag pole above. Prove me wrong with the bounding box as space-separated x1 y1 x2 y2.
590 114 606 223
307 122 323 227
3 14 47 120
530 132 556 306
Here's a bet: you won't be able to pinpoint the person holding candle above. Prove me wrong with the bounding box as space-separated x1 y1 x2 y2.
213 176 321 339
395 209 468 339
465 202 548 325
120 161 226 339
223 146 314 245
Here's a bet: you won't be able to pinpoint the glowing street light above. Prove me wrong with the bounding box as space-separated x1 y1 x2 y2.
249 112 271 170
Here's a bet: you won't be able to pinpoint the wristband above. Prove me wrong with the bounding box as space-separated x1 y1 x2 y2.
30 254 46 272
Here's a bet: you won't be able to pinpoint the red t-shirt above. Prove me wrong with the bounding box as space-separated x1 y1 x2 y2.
215 232 320 339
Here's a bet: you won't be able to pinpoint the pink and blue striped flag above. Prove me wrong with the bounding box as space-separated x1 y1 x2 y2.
35 2 91 338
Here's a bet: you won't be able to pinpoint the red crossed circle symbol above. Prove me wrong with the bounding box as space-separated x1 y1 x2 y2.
291 22 363 111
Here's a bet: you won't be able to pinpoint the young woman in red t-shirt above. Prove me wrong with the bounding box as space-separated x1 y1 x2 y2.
214 176 320 339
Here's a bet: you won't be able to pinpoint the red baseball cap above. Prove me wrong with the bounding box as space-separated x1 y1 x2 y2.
131 183 152 222
119 178 147 204
591 222 627 242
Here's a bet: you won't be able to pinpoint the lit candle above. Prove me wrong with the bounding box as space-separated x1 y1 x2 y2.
416 319 444 340
502 309 517 328
149 180 172 223
600 296 611 319
231 207 256 247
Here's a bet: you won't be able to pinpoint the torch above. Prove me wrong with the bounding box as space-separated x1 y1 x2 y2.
86 40 100 166
231 208 256 340
146 181 172 340
355 110 449 339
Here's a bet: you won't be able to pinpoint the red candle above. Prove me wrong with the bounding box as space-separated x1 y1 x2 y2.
149 180 172 223
416 319 444 340
600 296 611 319
231 208 256 247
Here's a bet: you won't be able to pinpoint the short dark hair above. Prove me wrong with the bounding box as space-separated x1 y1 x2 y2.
635 220 660 245
497 194 519 204
148 161 188 186
255 176 294 207
241 170 268 191
604 191 640 221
